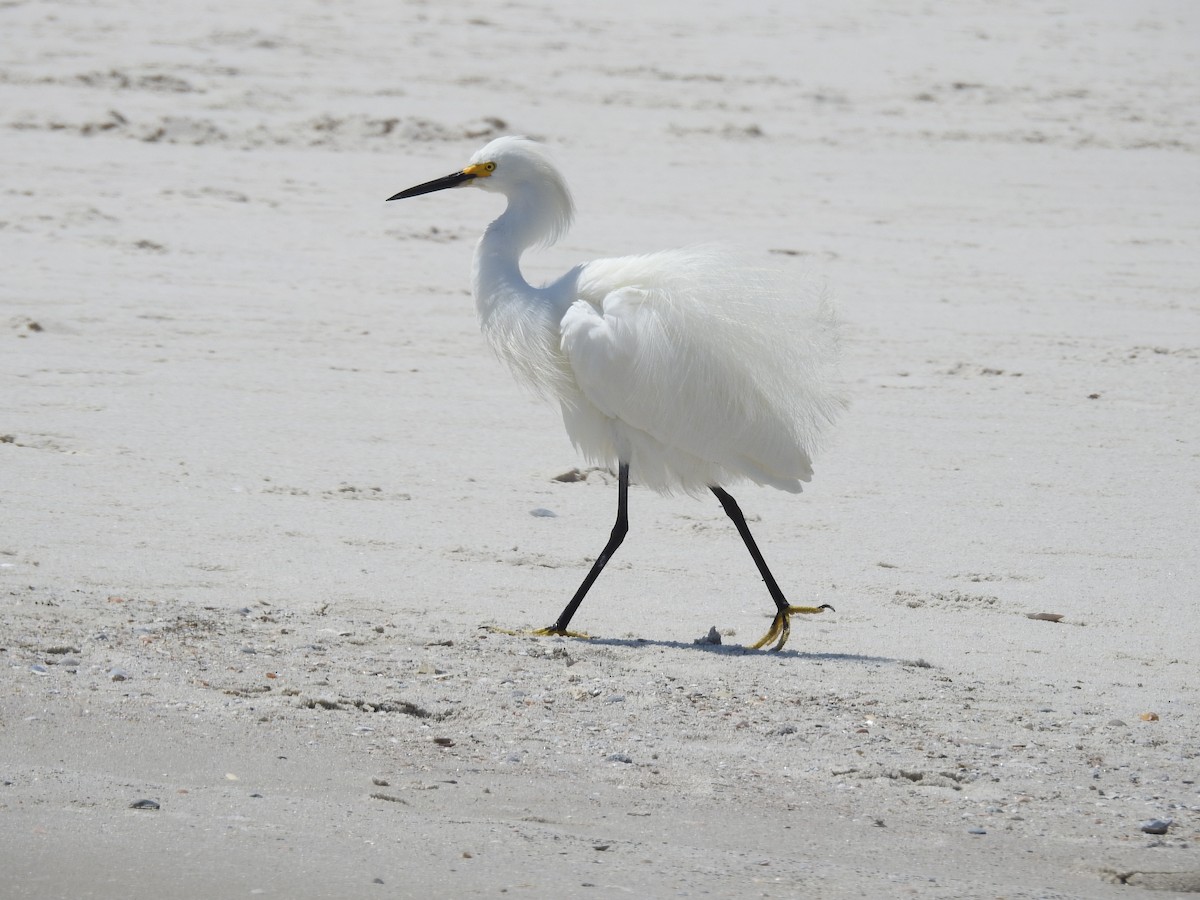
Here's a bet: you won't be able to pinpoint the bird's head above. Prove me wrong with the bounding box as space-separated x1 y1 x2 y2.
387 136 574 246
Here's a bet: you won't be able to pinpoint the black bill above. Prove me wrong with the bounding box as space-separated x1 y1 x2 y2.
387 169 474 201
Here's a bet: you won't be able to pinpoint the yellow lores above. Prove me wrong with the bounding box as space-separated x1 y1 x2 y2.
462 161 496 178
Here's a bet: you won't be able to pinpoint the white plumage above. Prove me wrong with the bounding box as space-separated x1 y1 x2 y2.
389 136 844 650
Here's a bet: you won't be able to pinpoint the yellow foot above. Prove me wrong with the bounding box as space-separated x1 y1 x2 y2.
749 604 833 652
532 626 591 639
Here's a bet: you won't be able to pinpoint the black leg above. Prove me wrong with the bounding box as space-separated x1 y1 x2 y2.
711 486 832 651
710 486 789 614
544 462 629 634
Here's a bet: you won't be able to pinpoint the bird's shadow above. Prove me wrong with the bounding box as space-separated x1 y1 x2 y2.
571 634 895 665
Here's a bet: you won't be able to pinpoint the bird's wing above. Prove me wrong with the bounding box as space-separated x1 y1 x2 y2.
559 249 840 492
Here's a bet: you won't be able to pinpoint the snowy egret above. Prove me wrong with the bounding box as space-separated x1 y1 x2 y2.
388 136 844 651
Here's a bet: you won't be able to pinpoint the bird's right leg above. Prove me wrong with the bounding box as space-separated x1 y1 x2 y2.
536 462 630 637
710 486 832 651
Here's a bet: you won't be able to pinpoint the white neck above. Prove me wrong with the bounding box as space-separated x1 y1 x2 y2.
471 200 579 398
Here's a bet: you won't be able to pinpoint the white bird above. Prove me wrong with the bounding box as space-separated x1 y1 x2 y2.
388 136 844 651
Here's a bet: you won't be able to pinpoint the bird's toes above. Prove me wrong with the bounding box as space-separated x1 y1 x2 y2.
749 612 785 651
769 619 793 652
533 626 591 639
480 624 523 636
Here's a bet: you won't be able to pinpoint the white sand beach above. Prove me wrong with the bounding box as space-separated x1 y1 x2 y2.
3 1 1198 896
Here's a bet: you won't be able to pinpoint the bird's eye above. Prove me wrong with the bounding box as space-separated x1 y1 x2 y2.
483 162 496 173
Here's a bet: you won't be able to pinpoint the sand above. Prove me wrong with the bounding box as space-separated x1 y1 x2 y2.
3 0 1198 897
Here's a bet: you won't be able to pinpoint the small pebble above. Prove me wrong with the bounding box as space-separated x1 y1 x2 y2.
694 626 721 645
1025 612 1064 622
30 664 49 675
967 828 986 835
606 753 633 764
108 668 129 682
1140 819 1172 835
529 507 557 517
129 799 160 810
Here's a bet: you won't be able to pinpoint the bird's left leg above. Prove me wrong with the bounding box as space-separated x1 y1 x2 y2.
710 486 832 651
535 462 630 638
